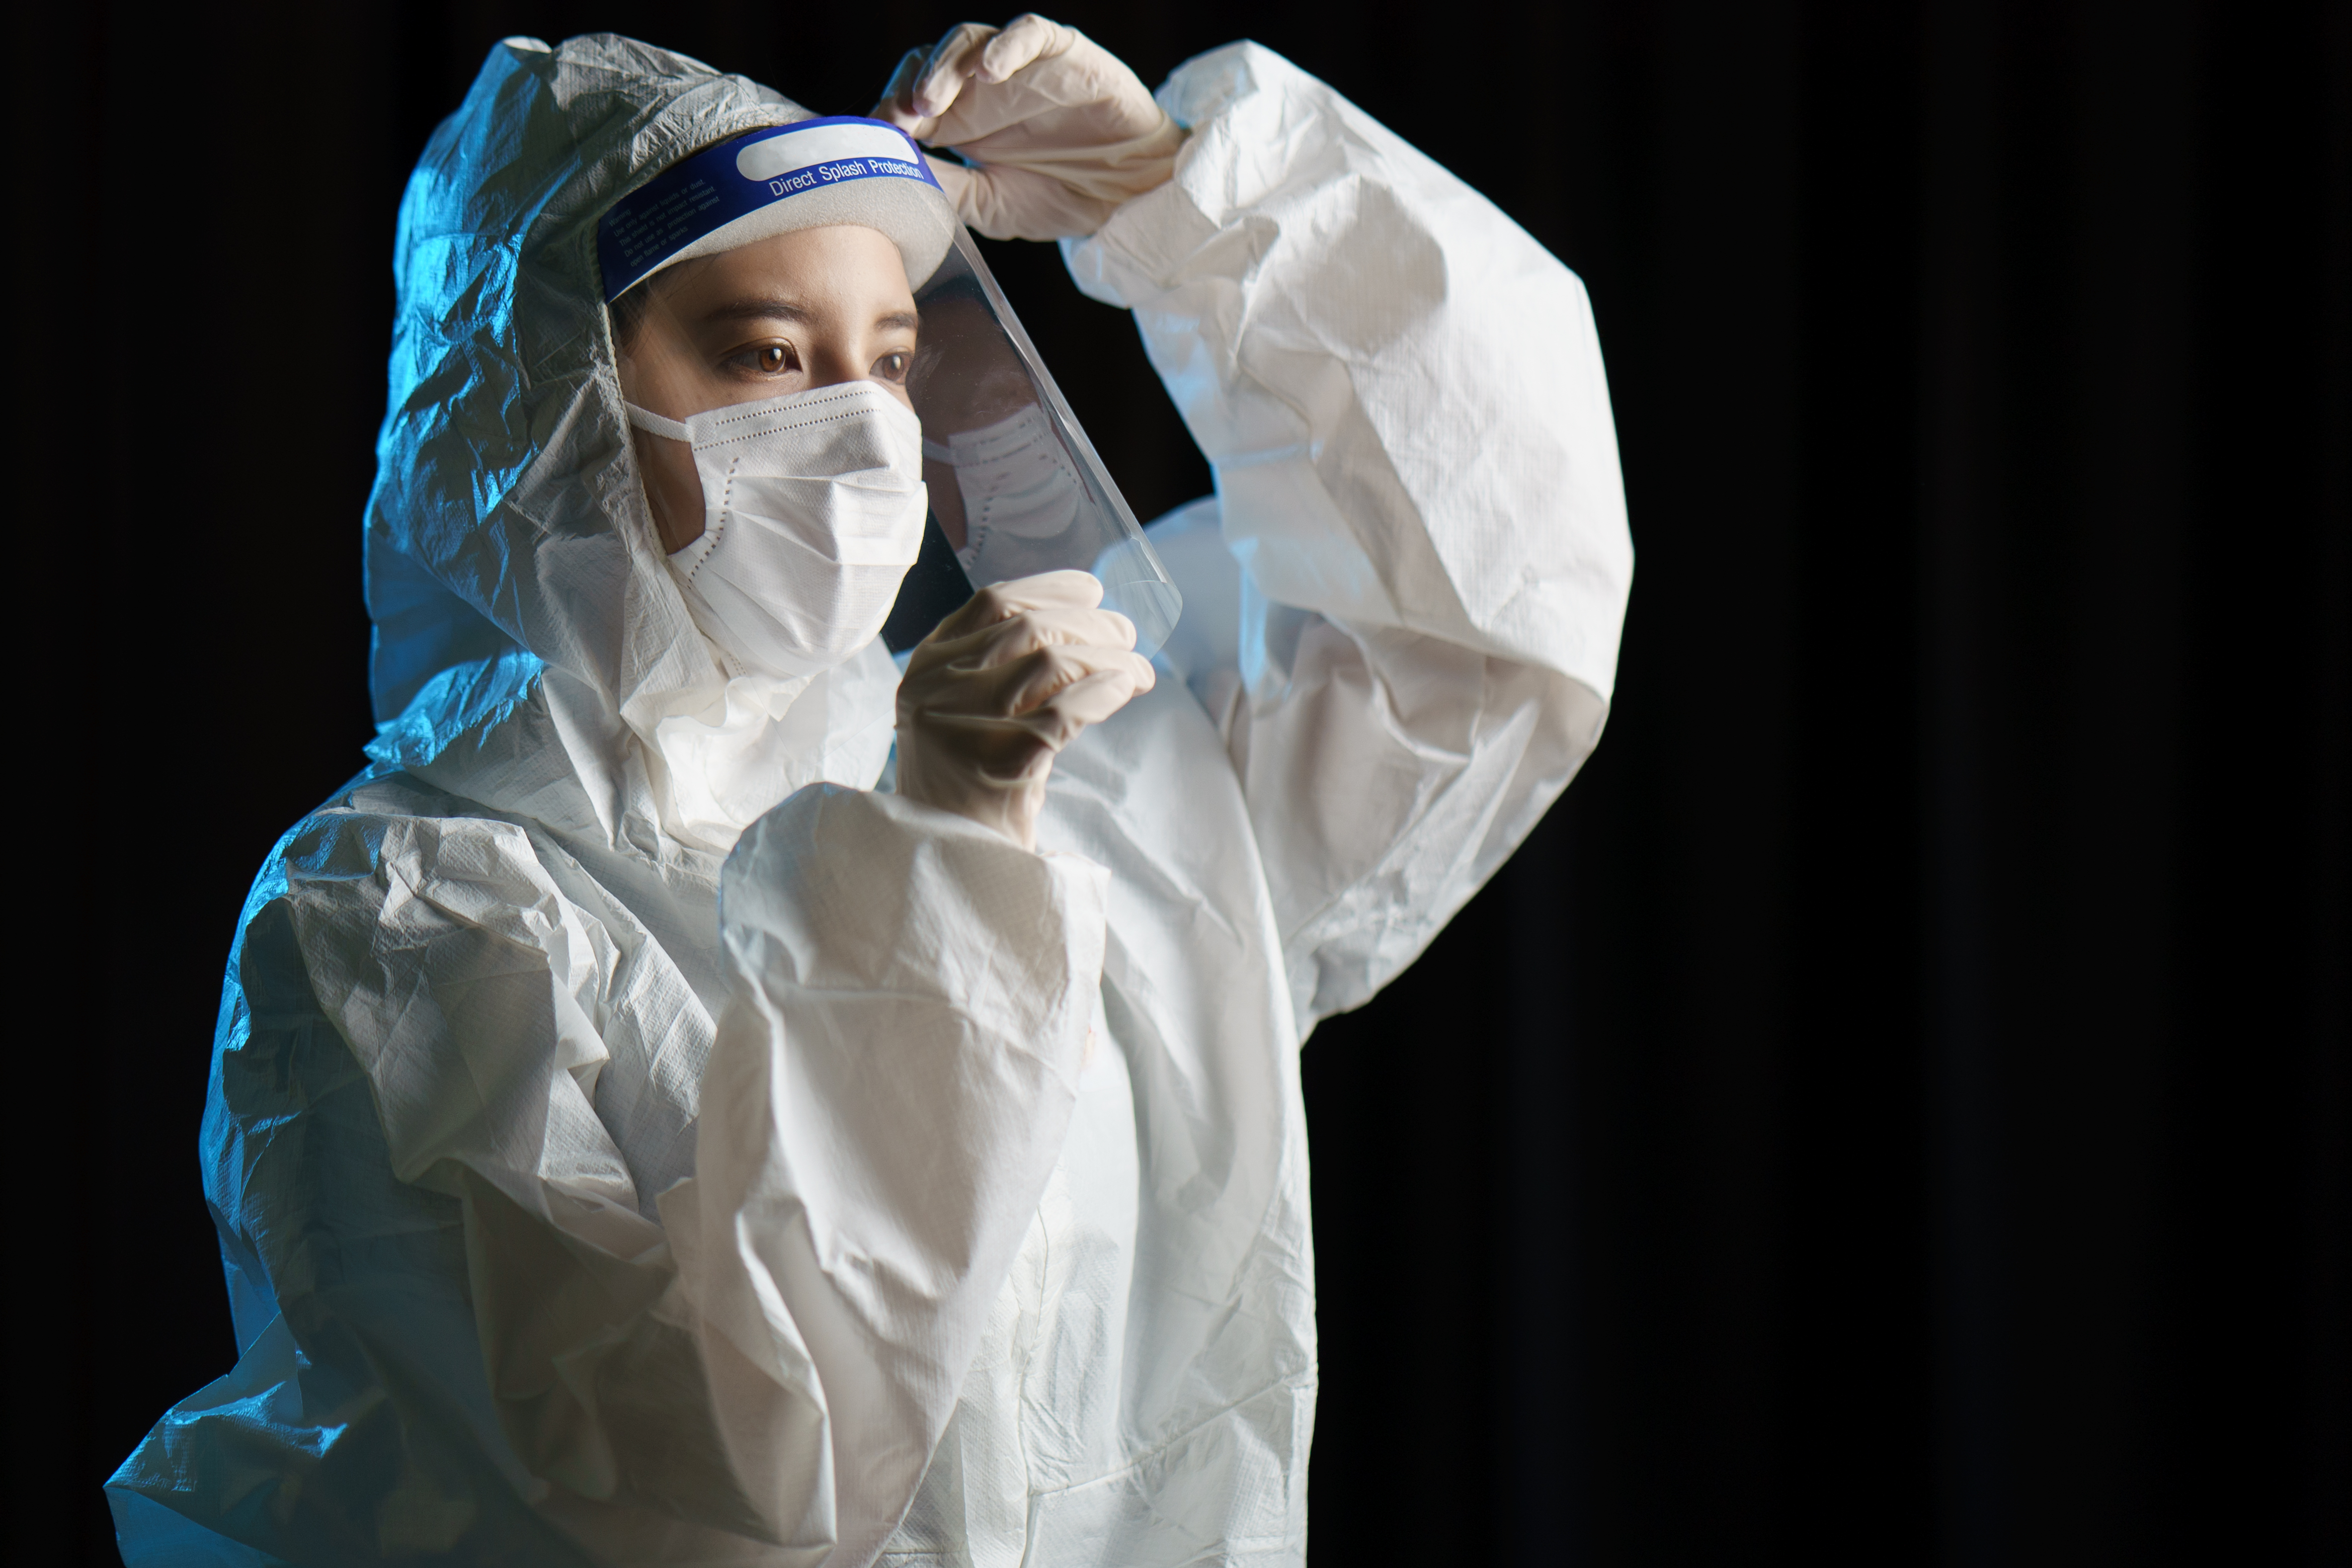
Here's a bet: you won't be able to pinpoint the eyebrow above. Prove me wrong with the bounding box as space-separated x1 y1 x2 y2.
703 298 920 333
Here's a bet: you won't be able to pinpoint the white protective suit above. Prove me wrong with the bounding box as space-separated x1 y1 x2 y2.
108 31 1629 1568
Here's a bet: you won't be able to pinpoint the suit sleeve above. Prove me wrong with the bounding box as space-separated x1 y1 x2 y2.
107 792 1103 1568
1063 42 1634 1026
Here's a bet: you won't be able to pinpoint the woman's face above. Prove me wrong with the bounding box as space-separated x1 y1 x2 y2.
614 224 919 553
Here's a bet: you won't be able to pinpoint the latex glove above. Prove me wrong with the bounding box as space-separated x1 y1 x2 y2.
872 14 1186 240
895 571 1156 849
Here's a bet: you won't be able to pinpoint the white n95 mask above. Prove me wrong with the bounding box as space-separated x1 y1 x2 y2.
924 404 1088 586
632 381 928 678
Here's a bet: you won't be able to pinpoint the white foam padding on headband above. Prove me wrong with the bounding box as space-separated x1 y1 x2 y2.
654 170 958 293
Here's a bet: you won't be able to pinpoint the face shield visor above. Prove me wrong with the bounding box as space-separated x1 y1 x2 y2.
599 117 1182 663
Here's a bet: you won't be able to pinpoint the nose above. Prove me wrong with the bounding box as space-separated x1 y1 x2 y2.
806 348 858 388
806 337 873 391
806 337 916 411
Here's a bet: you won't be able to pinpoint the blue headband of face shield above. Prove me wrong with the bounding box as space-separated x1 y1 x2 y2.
597 116 951 301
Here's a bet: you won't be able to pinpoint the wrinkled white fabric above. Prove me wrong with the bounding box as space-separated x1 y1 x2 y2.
1063 44 1630 1020
640 382 930 679
107 32 1630 1568
652 636 903 855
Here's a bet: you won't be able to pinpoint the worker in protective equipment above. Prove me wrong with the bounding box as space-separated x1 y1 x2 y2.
108 15 1631 1567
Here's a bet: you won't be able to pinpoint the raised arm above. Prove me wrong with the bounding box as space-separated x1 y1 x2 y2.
1064 43 1634 1028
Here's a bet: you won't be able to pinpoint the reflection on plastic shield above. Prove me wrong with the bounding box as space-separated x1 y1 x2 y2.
908 229 1182 658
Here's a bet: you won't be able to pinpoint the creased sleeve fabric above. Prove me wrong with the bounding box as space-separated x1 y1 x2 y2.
1063 41 1633 1026
108 776 1106 1568
112 788 754 1564
696 785 1110 1567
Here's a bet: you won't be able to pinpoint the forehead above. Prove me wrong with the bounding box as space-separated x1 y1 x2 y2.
654 225 915 315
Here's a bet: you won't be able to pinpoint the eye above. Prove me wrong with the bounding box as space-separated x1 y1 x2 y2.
871 350 910 383
726 341 800 377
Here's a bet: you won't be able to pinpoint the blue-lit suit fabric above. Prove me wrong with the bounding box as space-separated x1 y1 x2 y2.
106 33 1631 1568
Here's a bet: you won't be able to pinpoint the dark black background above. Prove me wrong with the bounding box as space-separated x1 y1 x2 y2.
10 1 2346 1563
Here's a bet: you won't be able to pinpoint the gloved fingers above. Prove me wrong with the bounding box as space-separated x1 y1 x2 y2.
914 712 1056 786
934 600 1140 669
1015 660 1147 736
916 21 1160 148
913 20 1001 119
973 566 1108 615
891 565 1154 843
871 47 934 132
912 601 1149 700
871 19 1179 237
986 640 1152 720
928 570 1107 642
975 14 1075 83
870 22 996 136
927 660 1146 782
894 653 1145 830
908 636 1152 723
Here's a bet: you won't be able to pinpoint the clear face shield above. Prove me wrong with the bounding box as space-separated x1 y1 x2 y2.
899 232 1181 655
599 117 1181 664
